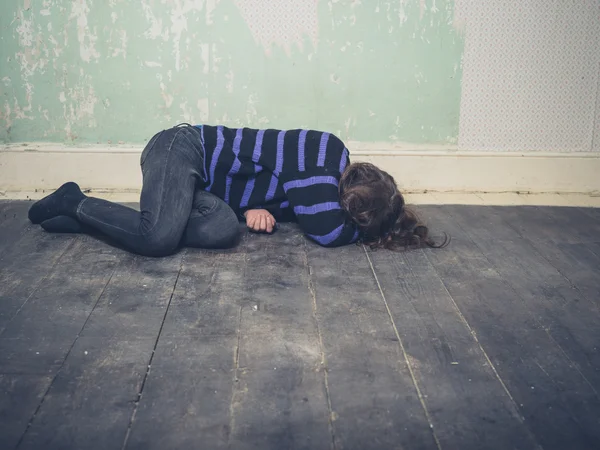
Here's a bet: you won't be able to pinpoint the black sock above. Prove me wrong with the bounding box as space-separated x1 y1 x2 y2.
28 182 86 224
41 216 84 233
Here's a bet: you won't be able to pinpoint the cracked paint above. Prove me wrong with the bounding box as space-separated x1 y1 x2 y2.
69 0 100 63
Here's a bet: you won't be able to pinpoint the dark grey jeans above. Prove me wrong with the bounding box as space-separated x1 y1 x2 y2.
76 124 240 256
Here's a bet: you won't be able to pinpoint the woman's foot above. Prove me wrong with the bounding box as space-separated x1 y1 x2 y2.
28 182 86 224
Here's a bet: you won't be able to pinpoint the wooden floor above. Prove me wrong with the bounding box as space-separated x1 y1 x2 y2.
1 201 600 450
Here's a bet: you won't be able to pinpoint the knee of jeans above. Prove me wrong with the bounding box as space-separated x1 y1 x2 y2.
205 215 240 248
187 208 240 249
140 230 180 257
214 219 241 248
217 206 241 244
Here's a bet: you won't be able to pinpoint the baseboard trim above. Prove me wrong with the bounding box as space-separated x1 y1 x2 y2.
1 144 599 197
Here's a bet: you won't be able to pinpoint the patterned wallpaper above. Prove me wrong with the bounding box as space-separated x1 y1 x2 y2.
458 0 600 152
232 0 319 56
595 68 600 152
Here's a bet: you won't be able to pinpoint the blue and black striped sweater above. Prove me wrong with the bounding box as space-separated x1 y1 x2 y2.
196 125 359 247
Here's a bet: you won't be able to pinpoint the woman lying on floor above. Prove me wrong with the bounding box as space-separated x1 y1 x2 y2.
28 124 447 256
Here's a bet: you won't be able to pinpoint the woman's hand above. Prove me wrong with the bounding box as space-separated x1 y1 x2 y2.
244 209 276 233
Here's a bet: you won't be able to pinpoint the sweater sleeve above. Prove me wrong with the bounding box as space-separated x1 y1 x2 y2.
282 168 359 247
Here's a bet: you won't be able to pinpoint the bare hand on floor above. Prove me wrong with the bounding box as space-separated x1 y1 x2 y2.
244 209 276 234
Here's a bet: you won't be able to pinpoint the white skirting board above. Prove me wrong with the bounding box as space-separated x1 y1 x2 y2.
1 143 599 200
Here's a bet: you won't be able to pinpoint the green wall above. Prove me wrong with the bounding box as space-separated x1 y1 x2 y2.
0 0 463 145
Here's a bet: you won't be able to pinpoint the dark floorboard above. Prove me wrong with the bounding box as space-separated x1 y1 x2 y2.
17 337 152 450
307 244 439 450
0 219 76 334
227 239 332 450
0 202 33 255
125 249 241 449
0 235 74 334
422 206 600 450
0 374 52 450
1 201 600 450
444 206 600 384
366 247 537 449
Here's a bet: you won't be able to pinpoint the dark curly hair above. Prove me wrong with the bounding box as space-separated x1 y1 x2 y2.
339 162 449 250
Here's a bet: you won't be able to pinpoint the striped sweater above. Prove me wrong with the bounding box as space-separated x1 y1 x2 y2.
196 125 359 247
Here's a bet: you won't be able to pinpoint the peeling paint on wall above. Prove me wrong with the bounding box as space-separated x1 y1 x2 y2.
0 0 463 144
62 70 99 140
70 0 101 63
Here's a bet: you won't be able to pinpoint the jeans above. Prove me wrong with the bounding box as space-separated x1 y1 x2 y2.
76 124 240 256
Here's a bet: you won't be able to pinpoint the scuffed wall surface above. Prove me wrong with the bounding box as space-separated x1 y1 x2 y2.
458 0 600 152
0 0 463 144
